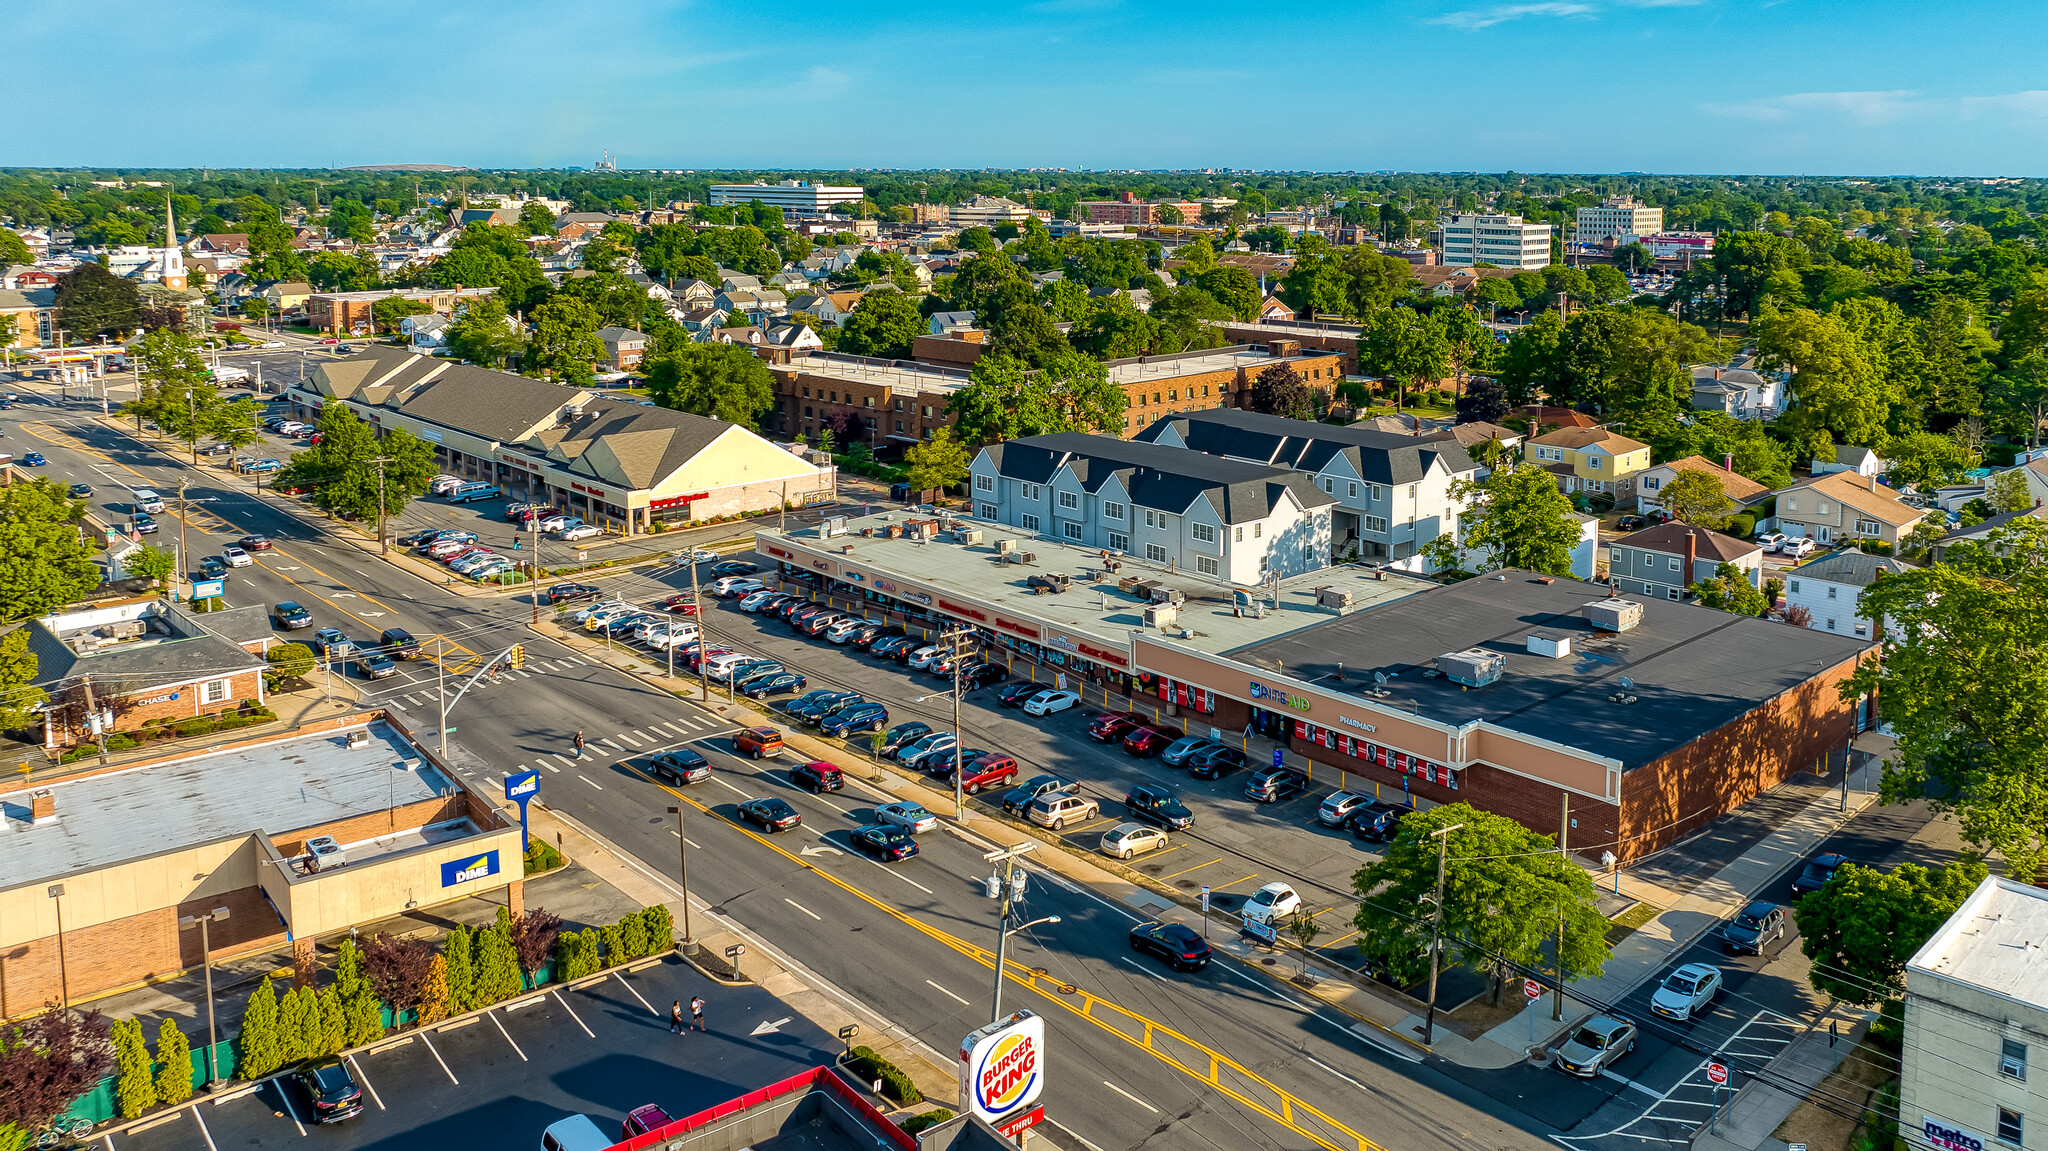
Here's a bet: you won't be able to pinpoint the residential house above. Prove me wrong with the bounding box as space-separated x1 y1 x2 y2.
1133 407 1477 572
718 271 763 292
763 322 823 352
1783 549 1907 639
1690 365 1784 419
1515 405 1599 430
1772 472 1923 549
400 313 451 349
1931 504 2048 563
706 325 766 347
1607 522 1764 602
715 288 788 325
927 311 976 335
1418 422 1522 476
2 267 59 292
671 279 717 308
0 288 56 347
1525 426 1652 499
678 306 729 335
456 207 519 228
1636 455 1770 515
968 432 1336 583
260 280 314 315
767 271 810 291
787 292 852 327
196 234 250 255
596 326 650 371
553 212 616 240
1811 444 1886 480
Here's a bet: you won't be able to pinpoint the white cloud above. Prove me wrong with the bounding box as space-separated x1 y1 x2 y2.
1704 89 2048 129
1430 1 1594 30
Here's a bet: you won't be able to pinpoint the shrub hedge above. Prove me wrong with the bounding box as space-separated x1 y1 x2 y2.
846 1046 924 1105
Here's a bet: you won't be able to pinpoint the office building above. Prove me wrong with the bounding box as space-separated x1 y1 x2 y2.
1575 199 1665 244
1438 214 1552 270
709 181 865 217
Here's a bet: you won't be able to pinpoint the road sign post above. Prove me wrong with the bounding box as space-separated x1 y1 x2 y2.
1525 978 1541 1043
726 942 746 982
1200 885 1211 937
1707 1061 1729 1133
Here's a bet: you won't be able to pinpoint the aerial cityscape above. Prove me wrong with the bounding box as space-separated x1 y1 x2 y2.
3 4 2046 1151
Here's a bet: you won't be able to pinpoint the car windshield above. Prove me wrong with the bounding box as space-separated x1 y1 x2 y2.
1664 974 1698 995
1571 1027 1611 1051
1248 890 1276 906
900 805 930 819
309 1064 351 1090
1800 862 1833 883
1734 911 1768 929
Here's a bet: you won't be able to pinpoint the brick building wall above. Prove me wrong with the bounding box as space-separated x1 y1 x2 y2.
1220 324 1363 375
270 793 470 859
1110 350 1345 435
771 367 958 447
0 883 286 1017
45 667 266 750
912 333 987 368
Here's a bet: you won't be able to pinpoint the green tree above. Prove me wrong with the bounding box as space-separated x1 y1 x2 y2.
444 294 526 368
127 544 176 586
266 641 315 681
1247 363 1314 420
418 954 452 1025
945 352 1128 444
1175 234 1217 273
112 1017 157 1119
1880 431 1976 490
1069 296 1160 359
1340 250 1415 320
835 290 923 360
519 201 557 236
54 261 142 340
1351 803 1610 1005
237 976 283 1080
275 406 439 526
472 924 522 1005
903 428 971 494
342 994 384 1049
1287 912 1323 976
1986 467 2031 515
334 936 369 1001
617 911 651 961
1192 266 1261 321
370 295 431 334
1755 307 1895 458
955 226 996 253
1148 287 1230 354
525 297 604 384
1796 858 1987 1005
1496 311 1571 406
1361 308 1450 410
1656 468 1736 528
1453 463 1580 576
1850 519 2048 878
0 227 32 269
239 195 308 283
154 1019 193 1105
276 984 313 1064
644 343 776 428
1690 562 1769 616
443 925 476 1014
130 327 237 462
0 480 103 621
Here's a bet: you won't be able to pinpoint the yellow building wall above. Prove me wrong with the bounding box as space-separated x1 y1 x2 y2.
648 428 818 499
0 836 261 947
272 825 523 938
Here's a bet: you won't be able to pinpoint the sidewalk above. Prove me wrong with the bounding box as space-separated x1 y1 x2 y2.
4 680 358 780
1690 1005 1874 1151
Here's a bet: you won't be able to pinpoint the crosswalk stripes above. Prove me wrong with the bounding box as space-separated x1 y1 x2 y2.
618 732 644 747
629 729 653 743
388 699 407 711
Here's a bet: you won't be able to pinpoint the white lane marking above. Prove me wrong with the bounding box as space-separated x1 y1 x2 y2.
1101 1080 1159 1113
189 1105 221 1151
600 738 623 750
664 721 690 733
1303 1054 1367 1091
1119 957 1170 984
686 838 701 849
785 898 822 921
689 716 717 729
926 980 971 1006
613 969 660 1016
419 1031 460 1083
388 700 407 711
487 1008 529 1061
552 988 595 1037
345 1055 385 1110
275 1077 308 1135
630 729 654 742
517 670 533 679
618 732 644 747
858 855 933 894
713 777 753 799
579 775 604 790
545 764 560 774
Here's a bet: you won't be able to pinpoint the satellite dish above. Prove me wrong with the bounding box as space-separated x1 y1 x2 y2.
1374 672 1388 685
1618 676 1634 690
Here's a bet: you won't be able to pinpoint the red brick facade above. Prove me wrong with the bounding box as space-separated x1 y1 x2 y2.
43 668 265 750
0 884 287 1017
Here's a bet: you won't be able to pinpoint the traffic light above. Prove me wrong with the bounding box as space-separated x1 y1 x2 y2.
508 644 526 670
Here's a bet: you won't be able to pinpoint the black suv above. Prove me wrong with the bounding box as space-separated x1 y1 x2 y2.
648 750 711 786
273 601 313 629
1348 802 1409 842
548 583 602 604
380 628 422 659
1125 785 1194 830
294 1060 364 1124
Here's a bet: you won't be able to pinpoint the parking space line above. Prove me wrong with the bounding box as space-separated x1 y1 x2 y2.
926 979 971 1006
189 1104 220 1151
1210 873 1263 892
276 1081 307 1136
418 1031 460 1084
579 775 604 790
552 988 595 1037
487 1008 529 1061
1102 1080 1159 1113
1157 858 1224 882
1598 1069 1662 1098
614 969 660 1015
786 898 822 920
345 1055 385 1110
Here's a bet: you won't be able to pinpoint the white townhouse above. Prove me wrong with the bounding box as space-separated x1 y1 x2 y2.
1782 549 1907 640
967 433 1336 585
1131 408 1478 573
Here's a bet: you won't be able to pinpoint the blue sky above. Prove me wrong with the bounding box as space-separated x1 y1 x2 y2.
14 0 2048 174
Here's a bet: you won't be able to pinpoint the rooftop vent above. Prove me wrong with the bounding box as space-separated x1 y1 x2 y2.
1027 573 1070 595
1527 632 1572 659
1436 648 1506 688
995 538 1019 556
1143 603 1179 630
953 528 982 545
1315 586 1354 610
1584 599 1644 633
30 788 55 824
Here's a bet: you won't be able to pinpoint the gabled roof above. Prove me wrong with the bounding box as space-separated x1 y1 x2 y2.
596 326 649 343
546 402 732 490
1787 548 1910 587
1530 426 1649 453
1691 365 1774 390
1779 471 1923 526
1611 522 1760 563
310 345 588 445
977 432 1334 525
1132 408 1474 486
1646 455 1770 502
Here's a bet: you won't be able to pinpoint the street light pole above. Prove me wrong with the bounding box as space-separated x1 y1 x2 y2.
47 884 69 1010
667 806 695 953
178 907 231 1088
370 456 391 555
1421 822 1465 1046
690 561 709 703
949 627 968 822
437 636 448 759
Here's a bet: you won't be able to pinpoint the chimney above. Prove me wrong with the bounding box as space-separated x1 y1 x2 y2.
1684 529 1698 586
1723 453 1734 472
30 789 55 823
1868 472 1877 492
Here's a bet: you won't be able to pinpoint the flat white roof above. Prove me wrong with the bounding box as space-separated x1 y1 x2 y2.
1105 347 1328 384
1908 876 2048 1009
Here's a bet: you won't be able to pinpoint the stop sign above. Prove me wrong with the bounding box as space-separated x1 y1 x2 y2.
1707 1062 1729 1085
1523 979 1542 999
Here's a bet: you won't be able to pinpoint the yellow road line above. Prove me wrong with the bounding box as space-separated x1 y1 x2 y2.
646 783 1388 1151
1156 857 1225 882
1210 873 1263 892
1319 929 1361 949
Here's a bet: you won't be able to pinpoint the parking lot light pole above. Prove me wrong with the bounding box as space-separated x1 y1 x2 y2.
667 806 695 953
949 629 967 822
1421 822 1464 1047
178 907 231 1088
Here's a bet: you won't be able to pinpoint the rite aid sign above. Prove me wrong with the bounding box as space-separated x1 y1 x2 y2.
959 1011 1044 1123
1923 1119 1985 1151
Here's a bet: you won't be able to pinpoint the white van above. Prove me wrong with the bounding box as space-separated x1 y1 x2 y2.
540 1114 611 1151
131 489 166 514
702 652 754 680
429 475 463 495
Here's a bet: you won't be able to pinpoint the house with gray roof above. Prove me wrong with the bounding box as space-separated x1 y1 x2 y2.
24 599 270 750
1131 407 1478 571
596 325 649 370
1690 364 1783 420
1782 547 1910 639
968 432 1336 584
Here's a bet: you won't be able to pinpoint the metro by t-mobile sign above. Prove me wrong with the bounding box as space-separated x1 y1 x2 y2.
504 770 540 850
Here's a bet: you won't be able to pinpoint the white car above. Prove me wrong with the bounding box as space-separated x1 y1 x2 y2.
873 801 939 834
1022 689 1080 716
645 624 701 650
1241 882 1301 925
556 524 602 541
1755 531 1786 552
1099 822 1168 860
583 603 643 631
220 546 253 567
825 618 866 644
713 576 764 597
908 645 945 671
538 514 581 533
429 475 463 495
690 549 718 563
264 340 286 348
571 599 634 624
1777 537 1816 559
1649 962 1722 1022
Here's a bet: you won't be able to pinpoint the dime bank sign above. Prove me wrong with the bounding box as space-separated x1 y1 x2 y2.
960 1011 1045 1136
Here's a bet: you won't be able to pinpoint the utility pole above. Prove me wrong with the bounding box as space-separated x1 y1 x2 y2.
982 844 1056 1023
667 806 695 952
690 561 709 702
779 481 788 532
177 476 190 595
1554 794 1569 1022
370 456 392 554
79 675 107 765
1421 821 1465 1046
949 627 969 822
529 513 541 624
437 636 448 758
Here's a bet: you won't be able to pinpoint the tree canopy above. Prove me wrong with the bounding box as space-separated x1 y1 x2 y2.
644 343 776 428
275 406 440 526
1796 858 1986 1004
946 352 1128 444
1454 463 1581 577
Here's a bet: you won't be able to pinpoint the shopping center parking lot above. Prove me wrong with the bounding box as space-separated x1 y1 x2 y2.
115 958 835 1151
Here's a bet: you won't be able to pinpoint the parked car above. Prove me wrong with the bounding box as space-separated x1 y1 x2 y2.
1723 901 1788 955
792 691 864 724
293 1060 364 1124
1240 882 1301 926
1187 747 1247 779
933 752 1017 794
850 824 917 862
956 661 1006 687
1123 727 1174 758
852 624 902 649
1348 802 1409 842
1790 852 1850 898
740 590 780 612
1125 785 1194 830
1027 793 1099 830
1100 823 1169 860
1778 537 1817 559
1003 774 1077 815
824 617 867 643
907 644 946 670
820 702 889 736
1160 736 1225 767
537 514 581 532
740 672 807 699
874 801 939 834
790 761 844 793
1318 791 1374 827
1615 514 1647 532
557 524 602 541
732 727 784 759
998 682 1045 708
622 1104 677 1139
1128 922 1211 972
1650 962 1723 1022
1087 713 1144 743
648 750 712 786
872 636 918 660
1755 531 1787 552
737 797 802 832
548 583 603 604
877 722 932 756
713 576 764 597
662 593 700 614
1553 1015 1637 1078
1022 689 1081 717
273 600 313 629
893 732 956 768
1244 767 1308 804
710 560 759 577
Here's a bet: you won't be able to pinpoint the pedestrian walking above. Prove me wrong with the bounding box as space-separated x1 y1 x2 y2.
670 1001 683 1034
573 729 586 757
690 995 706 1032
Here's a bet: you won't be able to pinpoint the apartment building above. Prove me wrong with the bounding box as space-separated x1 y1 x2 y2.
1903 877 2048 1151
709 180 865 217
968 432 1336 583
1132 408 1477 571
1438 214 1552 270
1574 199 1665 243
1078 193 1158 227
769 353 970 446
1783 549 1906 639
1526 427 1652 497
1106 343 1346 434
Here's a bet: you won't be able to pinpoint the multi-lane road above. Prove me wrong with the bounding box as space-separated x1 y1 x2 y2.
0 382 1947 1151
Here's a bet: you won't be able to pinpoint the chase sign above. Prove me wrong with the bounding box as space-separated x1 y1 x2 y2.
440 851 500 887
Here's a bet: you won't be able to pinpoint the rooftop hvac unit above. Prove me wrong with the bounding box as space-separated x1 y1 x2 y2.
953 528 982 544
1147 585 1185 606
1435 648 1506 688
1019 552 1036 564
1584 599 1644 633
1315 586 1353 610
1143 603 1179 630
305 836 347 872
344 731 369 749
1527 632 1572 659
1027 573 1070 595
995 538 1019 556
821 515 849 538
1117 575 1151 595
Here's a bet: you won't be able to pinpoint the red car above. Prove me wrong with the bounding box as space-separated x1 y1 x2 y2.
934 753 1020 795
320 337 340 345
1087 713 1144 743
663 593 700 614
1123 727 1174 757
236 534 274 551
623 1104 674 1139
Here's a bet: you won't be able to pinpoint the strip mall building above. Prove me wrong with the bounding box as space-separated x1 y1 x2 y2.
757 512 1877 861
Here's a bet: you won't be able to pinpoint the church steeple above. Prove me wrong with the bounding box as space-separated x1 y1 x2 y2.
161 195 187 291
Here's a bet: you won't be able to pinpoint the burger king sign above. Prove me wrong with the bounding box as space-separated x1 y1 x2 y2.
959 1011 1045 1126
